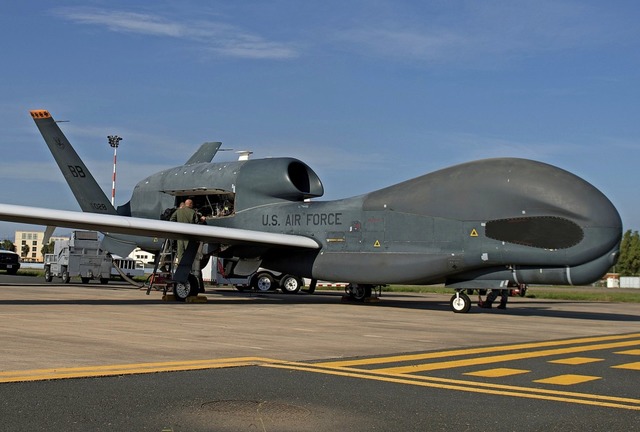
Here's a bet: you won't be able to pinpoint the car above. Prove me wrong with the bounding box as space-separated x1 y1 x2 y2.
0 248 20 275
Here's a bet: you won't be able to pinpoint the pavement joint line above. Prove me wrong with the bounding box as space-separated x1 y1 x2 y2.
262 361 640 411
314 333 640 368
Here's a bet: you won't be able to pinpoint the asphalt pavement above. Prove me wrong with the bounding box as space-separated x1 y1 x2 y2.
0 277 639 431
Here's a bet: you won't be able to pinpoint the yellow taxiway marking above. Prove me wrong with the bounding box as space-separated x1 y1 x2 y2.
615 349 640 356
2 334 639 411
549 357 604 365
263 361 640 411
0 357 284 383
464 368 530 378
375 338 640 374
534 374 602 386
612 362 640 371
315 333 640 368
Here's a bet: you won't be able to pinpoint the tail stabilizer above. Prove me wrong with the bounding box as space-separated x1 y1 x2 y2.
184 142 222 165
30 110 117 215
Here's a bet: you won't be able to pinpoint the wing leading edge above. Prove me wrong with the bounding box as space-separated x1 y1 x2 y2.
0 204 320 249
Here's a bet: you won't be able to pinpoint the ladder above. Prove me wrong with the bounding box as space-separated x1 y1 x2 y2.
146 239 174 295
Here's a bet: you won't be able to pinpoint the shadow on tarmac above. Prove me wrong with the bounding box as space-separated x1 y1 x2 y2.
0 282 637 322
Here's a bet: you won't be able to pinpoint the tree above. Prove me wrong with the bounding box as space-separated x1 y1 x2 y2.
1 239 16 252
616 230 640 276
21 244 30 259
41 241 55 257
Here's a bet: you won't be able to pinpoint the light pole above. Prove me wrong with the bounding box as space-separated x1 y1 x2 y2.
108 135 123 206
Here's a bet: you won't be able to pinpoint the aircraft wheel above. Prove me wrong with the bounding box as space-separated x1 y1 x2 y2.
100 278 109 285
348 284 372 301
173 275 198 302
81 277 90 284
280 275 302 294
450 292 471 313
61 268 70 284
44 267 52 282
518 285 528 297
254 272 275 292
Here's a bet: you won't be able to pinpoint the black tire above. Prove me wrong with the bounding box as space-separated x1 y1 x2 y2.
450 292 471 313
100 278 109 285
253 272 275 292
173 275 198 301
81 277 90 284
44 267 52 282
61 268 70 284
348 284 372 301
280 275 302 294
6 267 18 275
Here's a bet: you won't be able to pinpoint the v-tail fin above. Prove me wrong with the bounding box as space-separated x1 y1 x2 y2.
184 142 222 165
29 110 117 215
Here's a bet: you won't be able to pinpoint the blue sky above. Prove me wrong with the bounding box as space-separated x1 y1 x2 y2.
1 1 638 239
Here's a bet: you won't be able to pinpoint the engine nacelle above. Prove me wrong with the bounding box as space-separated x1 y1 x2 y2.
235 158 324 210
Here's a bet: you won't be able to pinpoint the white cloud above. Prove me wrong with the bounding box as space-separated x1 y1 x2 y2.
56 9 183 37
53 7 298 60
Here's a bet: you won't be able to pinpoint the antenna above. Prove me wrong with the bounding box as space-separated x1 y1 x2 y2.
236 150 253 161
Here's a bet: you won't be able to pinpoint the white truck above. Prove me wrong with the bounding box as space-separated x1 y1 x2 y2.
44 231 112 284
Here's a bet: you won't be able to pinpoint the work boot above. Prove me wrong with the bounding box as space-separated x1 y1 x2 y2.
497 304 506 309
479 301 492 309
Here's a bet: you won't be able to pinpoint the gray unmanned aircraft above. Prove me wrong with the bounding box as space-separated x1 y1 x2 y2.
0 110 622 312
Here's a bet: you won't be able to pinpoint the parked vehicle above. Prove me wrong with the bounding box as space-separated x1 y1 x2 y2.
44 231 112 284
0 248 20 274
204 257 305 293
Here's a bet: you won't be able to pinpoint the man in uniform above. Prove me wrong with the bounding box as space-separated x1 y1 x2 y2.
170 199 202 261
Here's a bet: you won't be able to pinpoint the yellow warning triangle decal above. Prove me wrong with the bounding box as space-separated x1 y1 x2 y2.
470 229 479 237
374 240 381 247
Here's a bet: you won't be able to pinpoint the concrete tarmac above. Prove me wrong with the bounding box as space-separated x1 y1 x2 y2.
1 281 639 431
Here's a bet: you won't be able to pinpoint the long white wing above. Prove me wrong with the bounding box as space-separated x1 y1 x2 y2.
0 204 319 249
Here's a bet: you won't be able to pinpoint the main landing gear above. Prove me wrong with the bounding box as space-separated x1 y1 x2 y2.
344 284 378 301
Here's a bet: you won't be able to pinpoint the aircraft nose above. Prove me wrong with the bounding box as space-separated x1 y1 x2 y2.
471 158 622 261
520 160 623 261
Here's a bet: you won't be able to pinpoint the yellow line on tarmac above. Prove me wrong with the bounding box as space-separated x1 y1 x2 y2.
316 333 640 368
262 361 640 411
377 338 640 374
0 357 283 383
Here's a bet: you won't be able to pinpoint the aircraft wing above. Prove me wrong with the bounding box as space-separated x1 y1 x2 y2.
0 204 320 249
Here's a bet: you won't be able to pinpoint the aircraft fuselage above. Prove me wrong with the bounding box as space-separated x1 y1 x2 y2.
120 157 621 288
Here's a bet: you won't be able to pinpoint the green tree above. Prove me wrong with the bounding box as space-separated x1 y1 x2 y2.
1 239 16 252
41 241 55 257
616 230 640 276
21 244 30 259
